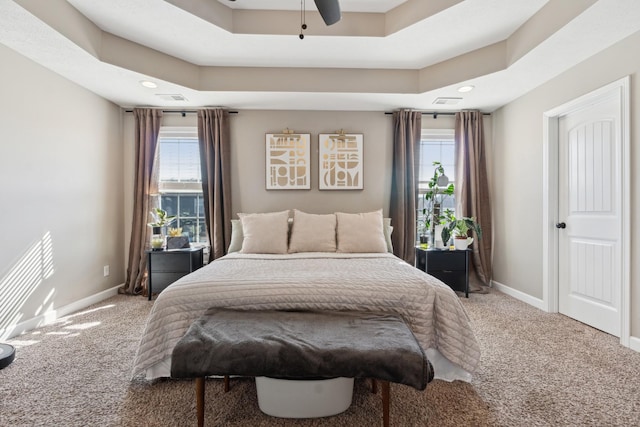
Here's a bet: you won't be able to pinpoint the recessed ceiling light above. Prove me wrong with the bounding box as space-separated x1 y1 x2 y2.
140 80 158 88
457 85 475 93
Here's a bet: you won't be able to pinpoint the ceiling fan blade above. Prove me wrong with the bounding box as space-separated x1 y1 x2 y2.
314 0 341 26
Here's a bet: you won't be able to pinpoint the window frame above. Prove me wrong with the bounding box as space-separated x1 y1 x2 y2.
417 129 456 242
156 127 208 245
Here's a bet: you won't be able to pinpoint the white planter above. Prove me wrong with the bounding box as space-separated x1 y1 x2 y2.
454 237 473 250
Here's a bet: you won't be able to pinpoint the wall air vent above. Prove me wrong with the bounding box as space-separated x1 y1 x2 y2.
433 97 462 105
156 94 188 101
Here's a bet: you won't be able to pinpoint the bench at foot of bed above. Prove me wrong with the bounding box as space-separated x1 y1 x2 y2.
171 308 434 426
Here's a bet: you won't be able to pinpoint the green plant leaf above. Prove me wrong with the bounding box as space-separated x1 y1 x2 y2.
441 227 451 244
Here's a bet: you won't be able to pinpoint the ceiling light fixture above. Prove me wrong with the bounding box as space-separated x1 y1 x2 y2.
299 0 341 39
140 80 158 88
457 85 475 93
300 0 307 39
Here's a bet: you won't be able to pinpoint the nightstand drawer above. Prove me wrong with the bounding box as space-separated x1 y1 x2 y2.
425 251 467 271
151 272 187 290
429 270 467 293
150 253 192 272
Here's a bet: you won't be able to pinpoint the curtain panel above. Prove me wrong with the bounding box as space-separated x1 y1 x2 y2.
197 109 232 261
455 111 493 286
122 108 163 295
390 110 422 264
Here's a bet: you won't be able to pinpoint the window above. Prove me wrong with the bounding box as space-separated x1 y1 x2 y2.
156 127 207 245
417 129 456 240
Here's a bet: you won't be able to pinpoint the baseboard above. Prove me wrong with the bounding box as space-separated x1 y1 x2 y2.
1 284 122 340
629 336 640 352
491 280 547 311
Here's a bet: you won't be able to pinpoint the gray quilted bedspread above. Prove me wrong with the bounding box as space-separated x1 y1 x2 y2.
131 253 480 379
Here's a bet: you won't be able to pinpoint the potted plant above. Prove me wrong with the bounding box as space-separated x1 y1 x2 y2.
441 216 482 250
421 161 454 246
434 208 455 249
417 219 430 247
148 208 176 251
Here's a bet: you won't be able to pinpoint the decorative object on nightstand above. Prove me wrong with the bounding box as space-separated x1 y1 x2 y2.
147 247 203 300
440 216 482 251
166 227 190 249
150 232 164 251
415 247 470 298
148 207 176 251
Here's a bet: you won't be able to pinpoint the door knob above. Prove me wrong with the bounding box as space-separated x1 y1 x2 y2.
555 222 566 229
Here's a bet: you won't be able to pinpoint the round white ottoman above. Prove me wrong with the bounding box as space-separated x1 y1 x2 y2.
255 376 354 418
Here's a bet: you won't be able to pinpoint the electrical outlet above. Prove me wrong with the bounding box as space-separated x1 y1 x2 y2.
103 265 110 277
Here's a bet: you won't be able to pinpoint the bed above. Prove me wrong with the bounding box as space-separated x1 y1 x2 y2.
131 210 481 382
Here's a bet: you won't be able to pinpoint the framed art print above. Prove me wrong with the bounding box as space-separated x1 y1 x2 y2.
319 132 363 190
265 131 311 190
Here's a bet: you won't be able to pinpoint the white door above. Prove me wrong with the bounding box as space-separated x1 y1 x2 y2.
557 92 622 336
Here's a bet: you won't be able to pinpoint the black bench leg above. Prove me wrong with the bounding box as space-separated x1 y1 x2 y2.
381 380 390 427
196 377 205 427
224 375 230 392
371 378 378 394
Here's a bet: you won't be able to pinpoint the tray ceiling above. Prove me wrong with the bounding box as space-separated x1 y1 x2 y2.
1 0 639 111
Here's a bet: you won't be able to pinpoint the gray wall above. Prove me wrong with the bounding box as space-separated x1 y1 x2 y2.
0 43 123 338
491 30 640 337
229 110 393 215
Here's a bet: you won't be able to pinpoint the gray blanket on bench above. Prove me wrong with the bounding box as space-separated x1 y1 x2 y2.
170 308 433 390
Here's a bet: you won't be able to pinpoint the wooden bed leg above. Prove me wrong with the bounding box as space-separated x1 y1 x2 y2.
371 378 378 394
224 375 230 392
381 380 390 427
196 377 205 427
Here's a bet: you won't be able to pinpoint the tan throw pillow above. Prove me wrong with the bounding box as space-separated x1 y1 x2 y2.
336 209 387 253
239 210 290 254
289 209 337 253
227 219 244 253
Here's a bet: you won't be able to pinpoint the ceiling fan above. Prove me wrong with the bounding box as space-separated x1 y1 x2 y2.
226 0 341 25
314 0 341 26
227 0 341 37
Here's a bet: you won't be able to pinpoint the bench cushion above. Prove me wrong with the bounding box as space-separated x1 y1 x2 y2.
170 308 433 390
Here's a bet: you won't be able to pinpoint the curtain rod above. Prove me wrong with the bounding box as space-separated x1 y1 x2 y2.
384 111 490 117
123 109 239 116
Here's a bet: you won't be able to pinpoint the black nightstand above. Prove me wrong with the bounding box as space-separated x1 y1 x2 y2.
415 247 470 297
147 247 204 300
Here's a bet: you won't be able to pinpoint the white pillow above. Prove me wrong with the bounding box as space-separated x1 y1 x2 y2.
383 218 394 253
239 211 290 254
336 209 387 253
289 210 337 253
227 219 244 253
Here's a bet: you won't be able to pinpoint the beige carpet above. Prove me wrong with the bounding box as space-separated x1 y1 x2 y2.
1 287 639 426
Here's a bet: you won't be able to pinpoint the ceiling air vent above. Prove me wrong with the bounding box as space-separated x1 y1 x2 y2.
156 94 188 101
433 97 462 105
